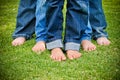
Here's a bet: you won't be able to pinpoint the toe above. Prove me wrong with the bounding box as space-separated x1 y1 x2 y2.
68 55 73 60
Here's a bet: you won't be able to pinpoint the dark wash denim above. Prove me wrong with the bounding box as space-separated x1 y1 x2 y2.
81 0 108 41
12 0 36 40
46 0 88 51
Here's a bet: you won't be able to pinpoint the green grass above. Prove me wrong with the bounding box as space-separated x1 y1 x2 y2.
0 0 120 80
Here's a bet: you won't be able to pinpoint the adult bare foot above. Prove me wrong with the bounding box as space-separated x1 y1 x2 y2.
66 50 82 60
97 37 110 45
51 48 66 61
81 40 96 51
12 37 26 46
32 41 46 53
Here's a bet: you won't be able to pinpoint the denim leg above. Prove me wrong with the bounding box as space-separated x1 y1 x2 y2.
46 0 64 49
64 0 88 51
35 0 47 42
89 0 108 39
80 2 92 42
80 21 92 42
12 0 36 40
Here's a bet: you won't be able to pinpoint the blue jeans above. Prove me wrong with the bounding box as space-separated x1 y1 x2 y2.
12 0 36 40
35 0 47 42
46 0 88 51
12 0 47 42
81 0 108 41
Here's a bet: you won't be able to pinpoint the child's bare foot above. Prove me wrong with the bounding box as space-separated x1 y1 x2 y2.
97 37 110 45
32 41 46 53
81 40 96 51
66 50 82 60
51 48 66 61
12 37 26 46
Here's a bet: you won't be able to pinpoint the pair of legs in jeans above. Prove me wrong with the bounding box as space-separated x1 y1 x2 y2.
12 0 47 52
46 0 110 61
81 0 110 51
46 0 89 61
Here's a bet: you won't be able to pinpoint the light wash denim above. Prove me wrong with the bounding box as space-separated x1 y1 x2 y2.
46 0 89 51
81 0 108 41
12 0 36 40
35 0 47 42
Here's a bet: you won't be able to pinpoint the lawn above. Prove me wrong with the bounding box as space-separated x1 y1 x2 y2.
0 0 120 80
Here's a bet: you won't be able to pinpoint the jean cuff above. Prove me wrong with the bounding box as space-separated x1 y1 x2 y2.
80 37 91 43
65 42 80 51
94 34 108 40
12 34 32 40
36 38 47 42
46 39 63 50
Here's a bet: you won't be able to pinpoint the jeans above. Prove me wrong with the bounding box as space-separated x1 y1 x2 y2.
35 0 47 42
12 0 47 42
46 0 88 51
12 0 36 40
81 0 108 41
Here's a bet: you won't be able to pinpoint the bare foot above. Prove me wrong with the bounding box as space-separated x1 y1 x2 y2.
51 48 66 61
66 50 82 60
32 41 46 53
81 40 96 51
97 37 110 45
12 37 26 46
